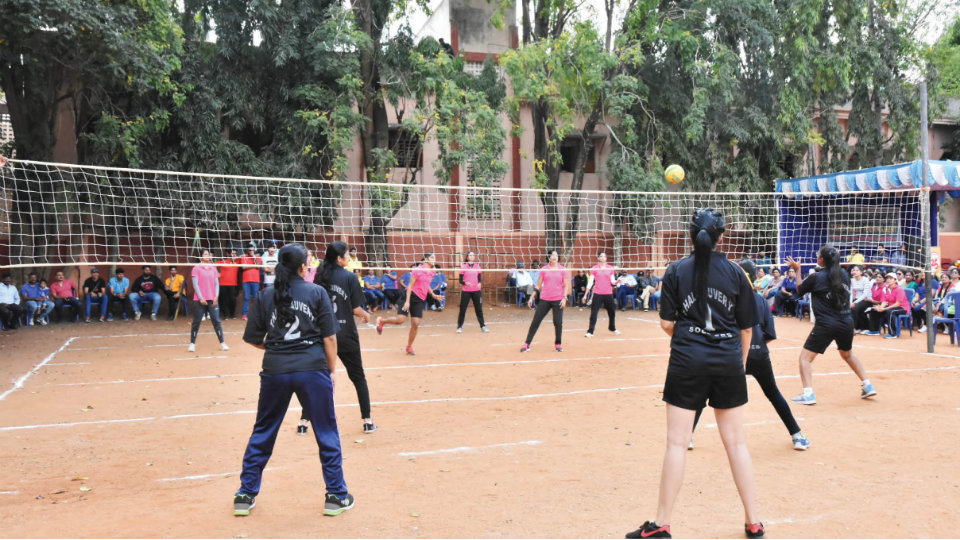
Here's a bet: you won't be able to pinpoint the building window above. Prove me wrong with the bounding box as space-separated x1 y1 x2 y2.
559 137 596 173
389 126 422 169
0 114 13 144
463 160 501 220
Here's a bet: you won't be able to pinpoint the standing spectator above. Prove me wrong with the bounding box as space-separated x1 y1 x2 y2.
381 270 402 308
164 266 187 320
871 243 889 274
0 273 24 329
38 280 52 323
50 271 82 322
361 269 385 310
305 249 320 283
219 248 241 320
639 270 660 311
239 243 263 320
83 268 108 322
572 270 588 307
130 266 164 320
890 242 907 268
21 272 53 326
187 249 229 352
427 267 447 311
346 246 363 275
755 250 772 268
107 268 132 321
261 242 280 289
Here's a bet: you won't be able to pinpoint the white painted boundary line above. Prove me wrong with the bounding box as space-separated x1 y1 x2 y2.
765 515 824 526
171 355 228 361
47 362 90 366
0 491 20 495
156 468 274 482
0 337 75 402
701 417 808 430
397 440 543 457
55 373 255 386
68 346 115 351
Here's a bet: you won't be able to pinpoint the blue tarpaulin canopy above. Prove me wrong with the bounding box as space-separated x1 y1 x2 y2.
774 160 960 198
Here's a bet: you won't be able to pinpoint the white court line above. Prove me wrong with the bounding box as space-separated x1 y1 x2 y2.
625 317 662 324
171 355 228 361
765 515 824 526
55 373 255 386
602 337 668 342
397 440 543 457
157 468 274 482
0 337 75 402
701 418 807 430
0 491 19 495
46 362 90 366
7 364 960 432
68 346 115 351
145 344 186 348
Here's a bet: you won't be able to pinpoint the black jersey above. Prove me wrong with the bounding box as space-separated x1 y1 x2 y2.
748 292 776 360
314 265 365 339
243 277 340 374
796 268 853 327
659 252 758 375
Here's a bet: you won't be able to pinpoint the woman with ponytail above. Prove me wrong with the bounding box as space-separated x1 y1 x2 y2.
626 209 763 540
234 243 355 518
186 249 228 352
301 241 376 434
787 246 876 406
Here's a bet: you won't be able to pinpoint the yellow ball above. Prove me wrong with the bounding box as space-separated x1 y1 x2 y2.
665 164 685 184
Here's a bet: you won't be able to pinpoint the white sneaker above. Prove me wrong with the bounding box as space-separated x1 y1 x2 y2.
150 313 157 321
584 332 594 338
39 318 48 326
687 438 694 450
918 325 927 333
612 329 622 335
219 342 230 351
481 327 490 333
187 343 196 352
456 327 463 334
134 312 141 321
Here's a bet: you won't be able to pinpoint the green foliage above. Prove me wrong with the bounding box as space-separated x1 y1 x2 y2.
932 17 960 100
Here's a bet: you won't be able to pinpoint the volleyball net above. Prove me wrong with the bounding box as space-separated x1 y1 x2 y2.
0 159 928 273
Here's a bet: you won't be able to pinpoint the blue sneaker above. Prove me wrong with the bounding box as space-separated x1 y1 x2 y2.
792 433 811 451
861 383 877 399
884 333 898 339
791 392 816 405
864 330 880 336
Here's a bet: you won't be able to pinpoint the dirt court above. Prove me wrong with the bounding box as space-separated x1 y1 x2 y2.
1 301 959 539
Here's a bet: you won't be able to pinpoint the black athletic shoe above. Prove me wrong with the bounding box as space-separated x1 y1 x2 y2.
626 521 671 539
745 523 765 538
363 422 378 434
324 493 355 516
296 424 308 435
233 493 255 516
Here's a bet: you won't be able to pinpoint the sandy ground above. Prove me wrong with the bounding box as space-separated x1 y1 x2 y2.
0 302 959 538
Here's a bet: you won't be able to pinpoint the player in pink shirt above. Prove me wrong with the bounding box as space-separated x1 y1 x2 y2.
584 251 620 338
376 252 444 355
521 250 571 352
456 251 489 334
187 249 229 352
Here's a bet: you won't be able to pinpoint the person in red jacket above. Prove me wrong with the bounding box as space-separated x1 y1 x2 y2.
219 248 241 319
238 243 263 320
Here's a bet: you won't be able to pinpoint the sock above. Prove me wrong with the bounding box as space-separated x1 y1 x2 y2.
803 387 814 396
861 378 871 387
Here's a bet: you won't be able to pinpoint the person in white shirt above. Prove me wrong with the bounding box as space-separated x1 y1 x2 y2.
0 273 24 329
514 264 534 299
615 271 638 310
261 242 280 288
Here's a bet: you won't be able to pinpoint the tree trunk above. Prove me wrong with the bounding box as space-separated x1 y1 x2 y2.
562 106 603 262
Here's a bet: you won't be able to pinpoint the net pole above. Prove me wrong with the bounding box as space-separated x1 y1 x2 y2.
921 81 934 354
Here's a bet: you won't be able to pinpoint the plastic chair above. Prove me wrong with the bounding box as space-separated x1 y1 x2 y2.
795 293 811 319
891 289 916 337
933 292 960 345
620 292 637 310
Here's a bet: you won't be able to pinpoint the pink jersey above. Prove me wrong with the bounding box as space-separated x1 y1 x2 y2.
410 264 436 301
192 264 219 302
539 264 568 301
590 264 615 295
459 263 482 292
881 284 908 308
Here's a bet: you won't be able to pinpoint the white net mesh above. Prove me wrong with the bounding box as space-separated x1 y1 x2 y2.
0 159 927 274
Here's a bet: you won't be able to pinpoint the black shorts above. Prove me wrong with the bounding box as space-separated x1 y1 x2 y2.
803 322 854 354
662 369 748 410
397 295 426 318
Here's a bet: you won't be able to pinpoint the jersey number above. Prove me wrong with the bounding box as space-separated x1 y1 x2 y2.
284 317 302 341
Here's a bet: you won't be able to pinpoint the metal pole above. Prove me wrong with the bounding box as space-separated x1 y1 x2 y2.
921 82 934 353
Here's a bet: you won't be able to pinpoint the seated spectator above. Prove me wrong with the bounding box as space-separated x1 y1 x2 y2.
846 246 865 265
506 262 519 288
427 267 447 311
130 265 164 320
362 269 386 311
164 266 187 321
913 271 938 333
890 242 908 268
762 267 784 308
871 243 889 274
903 270 917 290
753 267 772 293
107 268 132 321
21 272 54 326
529 260 541 288
755 250 772 268
514 263 534 302
865 272 908 337
638 270 659 311
50 270 82 323
572 270 588 306
381 270 402 308
0 273 24 329
773 267 799 316
849 265 874 332
614 271 638 310
83 268 108 322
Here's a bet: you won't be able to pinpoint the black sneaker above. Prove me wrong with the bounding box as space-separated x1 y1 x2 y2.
233 493 255 516
745 523 764 538
626 521 671 539
324 493 355 516
296 424 308 435
363 422 378 434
